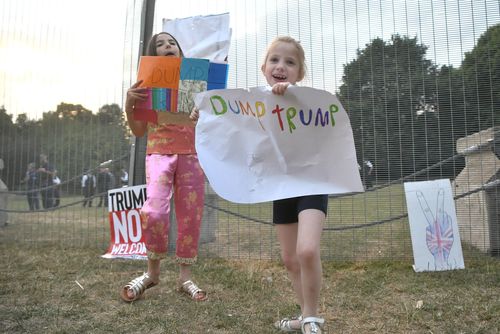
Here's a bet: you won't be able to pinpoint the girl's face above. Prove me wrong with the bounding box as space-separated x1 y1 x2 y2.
155 33 181 57
261 42 302 86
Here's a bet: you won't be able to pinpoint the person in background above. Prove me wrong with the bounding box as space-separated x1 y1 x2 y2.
38 153 55 209
0 158 7 226
362 160 374 189
52 170 61 207
120 32 207 303
120 168 129 187
96 167 113 207
22 162 39 211
82 169 96 207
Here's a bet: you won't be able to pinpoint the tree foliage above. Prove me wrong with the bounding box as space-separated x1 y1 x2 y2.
461 23 500 132
338 26 499 183
0 103 130 193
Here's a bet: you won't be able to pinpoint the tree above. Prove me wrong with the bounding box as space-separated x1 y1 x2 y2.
461 23 500 134
337 34 473 182
0 102 130 193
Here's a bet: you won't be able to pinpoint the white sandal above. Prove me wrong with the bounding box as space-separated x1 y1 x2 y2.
274 315 302 332
120 272 158 302
178 279 208 301
301 316 324 334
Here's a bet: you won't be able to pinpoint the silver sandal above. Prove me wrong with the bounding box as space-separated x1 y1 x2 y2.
178 279 208 301
301 316 324 334
120 272 158 302
274 315 303 332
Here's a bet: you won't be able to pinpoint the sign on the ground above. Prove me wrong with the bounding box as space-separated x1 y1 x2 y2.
102 185 147 260
404 179 465 272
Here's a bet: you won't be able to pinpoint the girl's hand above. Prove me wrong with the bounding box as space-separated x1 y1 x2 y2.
190 106 200 121
125 80 148 114
124 80 148 137
271 82 291 95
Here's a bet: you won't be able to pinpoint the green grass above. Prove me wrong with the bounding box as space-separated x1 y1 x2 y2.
2 186 413 261
0 245 498 333
1 185 499 332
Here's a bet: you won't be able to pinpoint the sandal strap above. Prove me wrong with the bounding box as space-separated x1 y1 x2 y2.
124 273 155 298
275 315 302 332
180 280 207 300
301 317 324 334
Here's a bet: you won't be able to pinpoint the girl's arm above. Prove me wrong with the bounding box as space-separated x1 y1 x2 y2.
125 81 196 130
125 80 148 137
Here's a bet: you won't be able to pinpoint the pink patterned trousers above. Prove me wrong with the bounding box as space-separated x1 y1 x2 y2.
141 154 205 264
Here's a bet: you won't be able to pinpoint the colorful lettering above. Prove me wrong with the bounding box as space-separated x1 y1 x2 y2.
229 100 240 114
210 95 227 115
299 109 313 125
329 104 339 126
272 104 285 131
286 107 297 133
314 108 328 126
239 101 256 116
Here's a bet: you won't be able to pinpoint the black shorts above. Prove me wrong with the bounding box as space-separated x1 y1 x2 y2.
273 195 328 224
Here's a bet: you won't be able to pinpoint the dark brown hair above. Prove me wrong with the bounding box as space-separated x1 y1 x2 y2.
145 32 184 57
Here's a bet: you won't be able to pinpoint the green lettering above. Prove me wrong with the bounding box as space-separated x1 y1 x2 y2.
286 107 297 134
210 95 227 115
329 104 339 127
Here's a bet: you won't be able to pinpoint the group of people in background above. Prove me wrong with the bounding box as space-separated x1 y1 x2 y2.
22 153 129 211
21 153 59 211
81 166 128 208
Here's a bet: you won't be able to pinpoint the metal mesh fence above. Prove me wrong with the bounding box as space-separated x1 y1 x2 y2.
0 0 499 262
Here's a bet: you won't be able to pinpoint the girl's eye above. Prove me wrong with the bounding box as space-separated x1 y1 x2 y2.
286 60 296 65
269 57 279 63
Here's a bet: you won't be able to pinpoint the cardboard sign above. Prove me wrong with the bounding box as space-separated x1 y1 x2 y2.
102 185 147 260
134 57 228 124
137 56 181 88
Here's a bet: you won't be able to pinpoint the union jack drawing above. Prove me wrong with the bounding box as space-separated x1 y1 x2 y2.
416 189 454 269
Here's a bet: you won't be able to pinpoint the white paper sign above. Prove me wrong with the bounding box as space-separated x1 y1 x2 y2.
404 179 465 272
194 86 364 204
163 13 231 62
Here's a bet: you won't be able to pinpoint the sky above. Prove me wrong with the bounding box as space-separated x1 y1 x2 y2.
1 0 499 120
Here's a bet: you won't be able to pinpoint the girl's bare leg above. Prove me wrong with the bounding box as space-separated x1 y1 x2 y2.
297 209 325 331
276 223 302 329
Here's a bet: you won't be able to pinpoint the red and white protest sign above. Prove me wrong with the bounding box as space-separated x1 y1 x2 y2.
102 185 148 260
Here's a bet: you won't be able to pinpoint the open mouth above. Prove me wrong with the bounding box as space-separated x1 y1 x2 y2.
272 74 287 81
165 51 177 56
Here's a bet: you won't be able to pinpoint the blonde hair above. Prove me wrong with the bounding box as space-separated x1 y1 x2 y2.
262 36 307 81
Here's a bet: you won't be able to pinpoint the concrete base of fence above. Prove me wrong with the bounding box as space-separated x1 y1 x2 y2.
453 126 500 255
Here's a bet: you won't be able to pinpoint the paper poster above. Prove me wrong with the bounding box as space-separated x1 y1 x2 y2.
194 86 364 204
404 179 465 272
102 185 147 260
163 13 231 62
134 56 228 123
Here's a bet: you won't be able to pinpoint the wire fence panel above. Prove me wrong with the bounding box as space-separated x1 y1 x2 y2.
0 0 499 261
